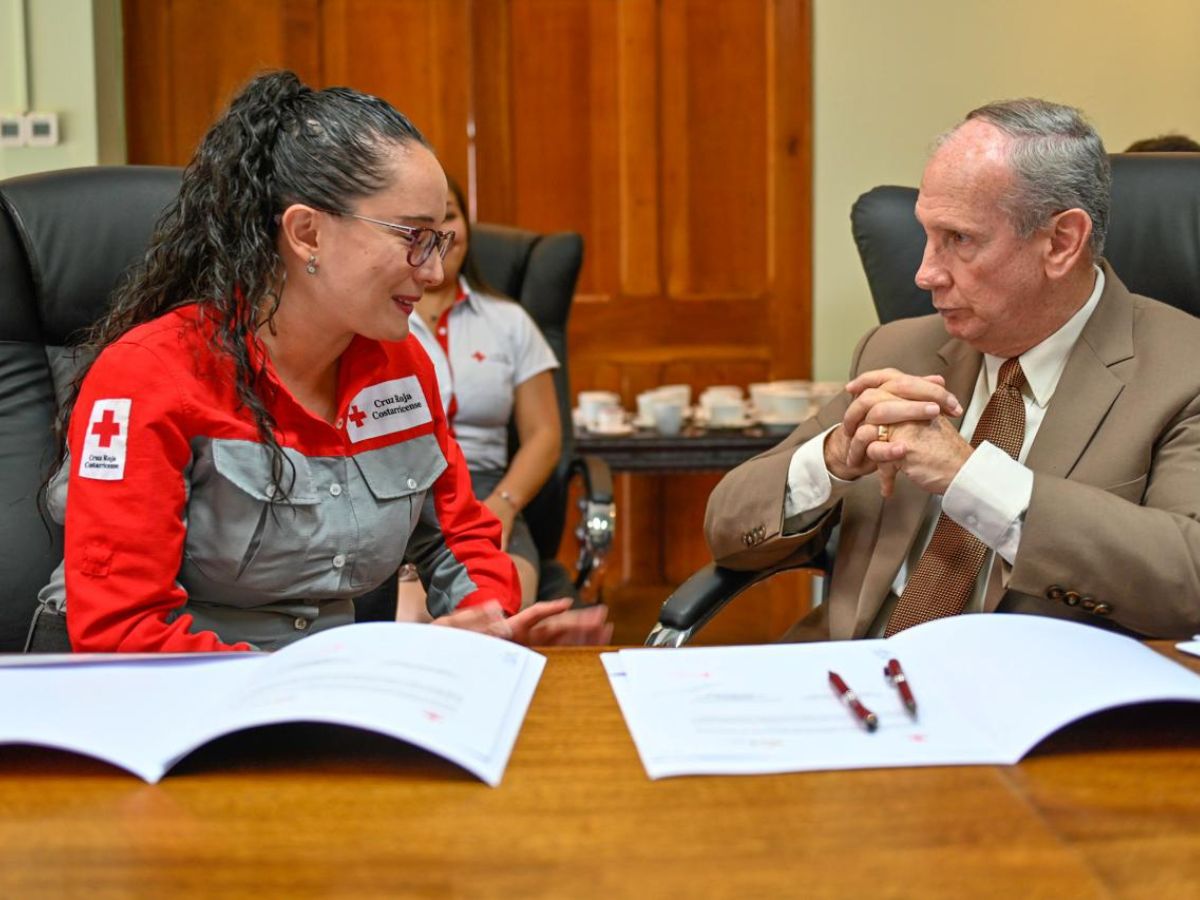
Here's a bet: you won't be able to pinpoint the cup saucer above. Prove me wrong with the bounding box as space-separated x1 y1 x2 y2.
758 412 804 433
704 415 757 430
587 423 635 437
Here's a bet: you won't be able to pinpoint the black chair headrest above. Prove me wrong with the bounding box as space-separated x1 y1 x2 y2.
471 224 583 331
0 166 182 344
851 153 1200 324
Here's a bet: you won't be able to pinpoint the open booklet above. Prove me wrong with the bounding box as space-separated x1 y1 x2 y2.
0 622 544 786
604 614 1200 779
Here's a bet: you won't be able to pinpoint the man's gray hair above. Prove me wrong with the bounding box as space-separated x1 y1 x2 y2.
956 98 1111 257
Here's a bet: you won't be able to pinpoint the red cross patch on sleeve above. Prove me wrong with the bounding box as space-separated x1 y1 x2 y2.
78 398 132 481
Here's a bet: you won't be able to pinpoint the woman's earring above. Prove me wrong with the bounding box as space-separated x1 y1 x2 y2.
306 255 319 275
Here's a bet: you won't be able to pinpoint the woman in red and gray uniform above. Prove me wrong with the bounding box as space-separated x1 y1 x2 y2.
39 71 610 652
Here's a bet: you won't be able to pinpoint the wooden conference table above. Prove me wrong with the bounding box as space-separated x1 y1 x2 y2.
1 646 1198 898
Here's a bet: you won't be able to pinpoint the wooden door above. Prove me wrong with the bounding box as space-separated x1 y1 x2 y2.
123 0 815 644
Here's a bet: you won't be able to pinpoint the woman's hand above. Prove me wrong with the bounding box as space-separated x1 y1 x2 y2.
483 494 516 550
508 598 613 646
431 601 512 638
432 598 613 646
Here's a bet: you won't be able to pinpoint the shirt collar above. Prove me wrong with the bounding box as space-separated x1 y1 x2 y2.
409 278 476 335
456 275 479 312
982 265 1104 408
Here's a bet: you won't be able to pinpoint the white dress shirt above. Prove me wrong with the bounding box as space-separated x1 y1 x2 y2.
784 267 1104 631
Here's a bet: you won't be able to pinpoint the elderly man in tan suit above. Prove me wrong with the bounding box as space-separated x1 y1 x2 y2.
705 98 1200 641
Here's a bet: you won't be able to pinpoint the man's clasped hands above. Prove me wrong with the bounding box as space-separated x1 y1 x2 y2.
823 369 970 499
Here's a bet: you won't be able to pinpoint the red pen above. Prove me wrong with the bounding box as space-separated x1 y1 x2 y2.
828 670 878 732
884 658 918 717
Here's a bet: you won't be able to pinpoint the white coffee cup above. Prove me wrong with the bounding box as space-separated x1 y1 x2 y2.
707 397 746 426
749 382 779 416
636 390 663 422
700 385 743 409
595 406 626 432
652 401 685 436
770 388 811 421
654 384 692 408
578 390 621 427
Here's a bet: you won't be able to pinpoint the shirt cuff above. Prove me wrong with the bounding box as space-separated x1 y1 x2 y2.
784 425 854 522
942 440 1032 564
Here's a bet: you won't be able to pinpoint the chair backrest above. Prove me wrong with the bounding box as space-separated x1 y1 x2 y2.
470 224 584 559
0 165 182 650
850 152 1200 324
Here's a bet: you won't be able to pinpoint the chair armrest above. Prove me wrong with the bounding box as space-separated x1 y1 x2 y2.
645 554 829 647
568 454 615 594
569 453 612 504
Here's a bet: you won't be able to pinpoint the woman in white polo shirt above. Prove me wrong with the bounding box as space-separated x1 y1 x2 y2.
407 178 562 609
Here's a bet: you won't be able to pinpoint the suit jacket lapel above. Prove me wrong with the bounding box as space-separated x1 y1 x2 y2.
848 337 982 635
1024 262 1133 478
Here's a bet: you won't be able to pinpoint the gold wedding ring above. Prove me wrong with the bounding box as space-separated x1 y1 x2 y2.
877 424 891 442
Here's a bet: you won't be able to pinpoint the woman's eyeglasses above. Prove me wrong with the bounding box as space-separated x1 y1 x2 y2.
320 209 455 266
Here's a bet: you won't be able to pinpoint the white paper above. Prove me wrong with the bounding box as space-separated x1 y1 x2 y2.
0 622 543 786
1176 637 1200 659
607 616 1200 779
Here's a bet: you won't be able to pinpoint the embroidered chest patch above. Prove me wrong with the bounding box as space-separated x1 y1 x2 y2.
79 398 132 480
345 376 433 442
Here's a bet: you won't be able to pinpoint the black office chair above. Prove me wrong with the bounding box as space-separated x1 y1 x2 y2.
473 223 615 602
0 165 183 651
646 152 1200 647
0 165 612 652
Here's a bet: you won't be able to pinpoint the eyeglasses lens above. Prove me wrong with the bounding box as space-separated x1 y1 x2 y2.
405 229 453 267
406 230 432 266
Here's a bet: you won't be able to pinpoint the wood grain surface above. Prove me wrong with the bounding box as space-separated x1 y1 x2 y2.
1 645 1196 898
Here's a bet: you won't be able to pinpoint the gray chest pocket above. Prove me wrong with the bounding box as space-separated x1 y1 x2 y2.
185 440 321 588
348 435 448 585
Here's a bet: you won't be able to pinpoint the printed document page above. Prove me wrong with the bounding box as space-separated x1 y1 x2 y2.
0 622 544 786
607 616 1200 779
196 622 544 786
606 641 998 779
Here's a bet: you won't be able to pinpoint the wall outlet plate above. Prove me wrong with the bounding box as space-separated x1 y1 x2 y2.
0 114 25 147
25 112 59 147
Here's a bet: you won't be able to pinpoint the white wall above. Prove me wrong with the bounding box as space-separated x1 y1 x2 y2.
812 0 1200 378
0 0 124 179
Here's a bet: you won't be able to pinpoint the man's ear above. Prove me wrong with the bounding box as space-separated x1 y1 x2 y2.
1044 208 1092 278
278 204 322 265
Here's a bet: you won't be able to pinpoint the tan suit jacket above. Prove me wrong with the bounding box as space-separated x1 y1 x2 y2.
705 263 1200 640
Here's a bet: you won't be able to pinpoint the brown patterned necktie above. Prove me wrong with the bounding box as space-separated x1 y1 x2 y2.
884 357 1027 636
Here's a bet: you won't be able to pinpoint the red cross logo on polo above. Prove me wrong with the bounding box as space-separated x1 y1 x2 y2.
472 351 486 363
344 376 432 443
79 398 132 481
